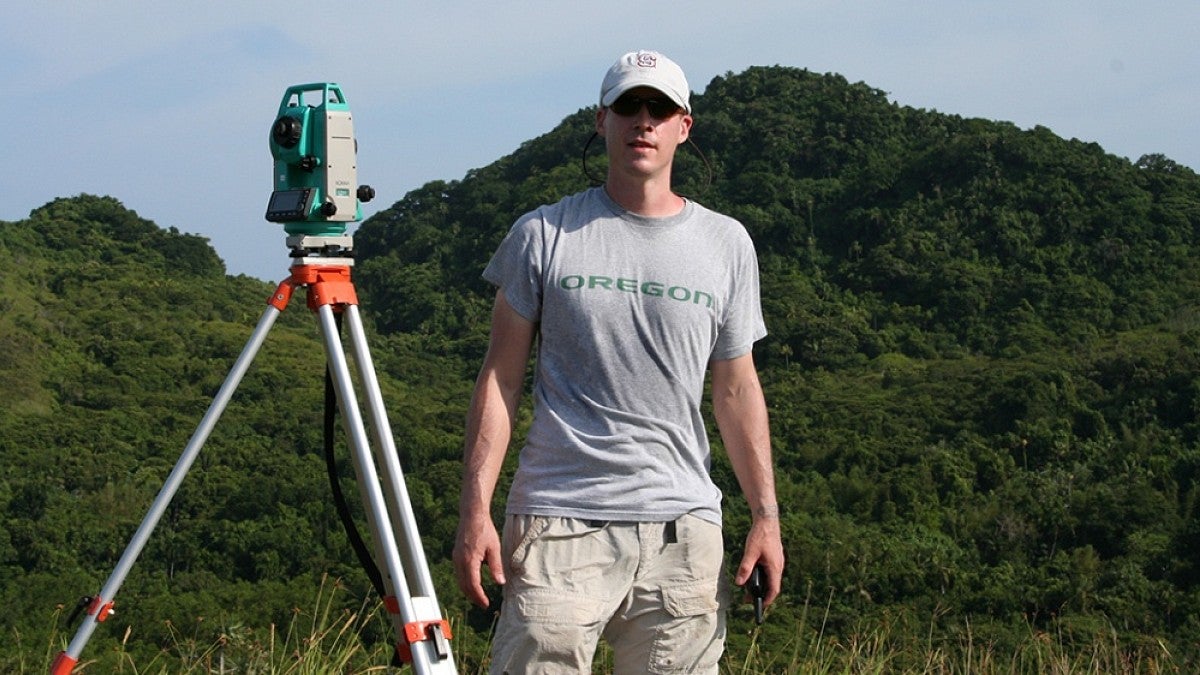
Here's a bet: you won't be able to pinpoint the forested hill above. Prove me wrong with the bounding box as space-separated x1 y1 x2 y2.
3 65 1200 669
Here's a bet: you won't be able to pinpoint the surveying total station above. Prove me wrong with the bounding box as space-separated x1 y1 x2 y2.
52 83 458 674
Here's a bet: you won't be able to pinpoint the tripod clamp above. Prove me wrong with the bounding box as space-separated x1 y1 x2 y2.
63 596 114 627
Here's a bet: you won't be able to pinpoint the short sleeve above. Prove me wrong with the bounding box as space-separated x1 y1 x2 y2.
709 232 767 361
482 213 544 322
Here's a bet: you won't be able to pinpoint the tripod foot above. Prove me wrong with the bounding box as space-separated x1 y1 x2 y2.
50 652 78 675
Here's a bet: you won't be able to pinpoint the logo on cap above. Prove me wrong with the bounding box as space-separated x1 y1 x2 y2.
636 52 657 68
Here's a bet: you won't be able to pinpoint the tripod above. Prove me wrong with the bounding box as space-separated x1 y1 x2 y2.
53 237 457 674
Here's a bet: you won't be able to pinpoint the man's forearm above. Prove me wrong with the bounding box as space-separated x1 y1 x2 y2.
459 375 519 518
723 422 779 520
711 355 778 518
459 290 536 519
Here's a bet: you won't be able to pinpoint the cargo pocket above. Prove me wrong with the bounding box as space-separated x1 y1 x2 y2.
662 582 721 617
515 588 610 624
649 581 725 674
493 588 611 672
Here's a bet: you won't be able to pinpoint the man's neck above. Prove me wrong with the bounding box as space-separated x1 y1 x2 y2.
604 176 685 217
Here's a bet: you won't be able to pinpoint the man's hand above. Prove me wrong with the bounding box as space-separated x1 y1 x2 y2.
453 512 506 608
733 512 784 608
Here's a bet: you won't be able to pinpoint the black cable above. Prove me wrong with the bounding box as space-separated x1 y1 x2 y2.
323 313 385 597
581 131 604 185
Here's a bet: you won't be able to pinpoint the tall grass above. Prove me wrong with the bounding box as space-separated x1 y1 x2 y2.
725 618 1178 675
16 578 1182 674
722 584 1179 675
24 576 395 674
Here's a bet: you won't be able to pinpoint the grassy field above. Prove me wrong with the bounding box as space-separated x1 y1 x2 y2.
15 577 1181 674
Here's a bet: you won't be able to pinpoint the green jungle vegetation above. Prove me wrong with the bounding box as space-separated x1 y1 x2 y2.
3 66 1200 672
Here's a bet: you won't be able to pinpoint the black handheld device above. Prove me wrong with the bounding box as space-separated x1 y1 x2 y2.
747 564 766 625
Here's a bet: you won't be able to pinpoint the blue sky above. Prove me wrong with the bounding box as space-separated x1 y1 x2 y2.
3 2 1197 280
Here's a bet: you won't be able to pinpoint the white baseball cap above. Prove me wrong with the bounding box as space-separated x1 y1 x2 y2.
600 50 691 114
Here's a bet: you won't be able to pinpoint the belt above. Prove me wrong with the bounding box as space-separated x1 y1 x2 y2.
585 519 678 543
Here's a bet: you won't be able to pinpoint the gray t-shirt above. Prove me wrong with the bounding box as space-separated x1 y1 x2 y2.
483 187 766 525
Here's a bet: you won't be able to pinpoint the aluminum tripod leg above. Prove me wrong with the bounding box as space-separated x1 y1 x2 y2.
343 304 442 603
52 304 283 675
316 303 456 674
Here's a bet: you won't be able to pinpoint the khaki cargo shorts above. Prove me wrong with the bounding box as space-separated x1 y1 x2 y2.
489 514 728 674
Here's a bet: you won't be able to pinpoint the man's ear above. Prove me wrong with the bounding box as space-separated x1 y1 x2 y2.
595 107 607 136
678 114 694 143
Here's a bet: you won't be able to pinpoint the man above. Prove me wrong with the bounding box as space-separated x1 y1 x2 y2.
453 50 785 673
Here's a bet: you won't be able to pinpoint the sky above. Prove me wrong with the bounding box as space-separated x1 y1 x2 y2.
3 2 1197 281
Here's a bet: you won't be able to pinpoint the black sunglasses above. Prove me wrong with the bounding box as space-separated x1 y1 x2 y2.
609 94 682 120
